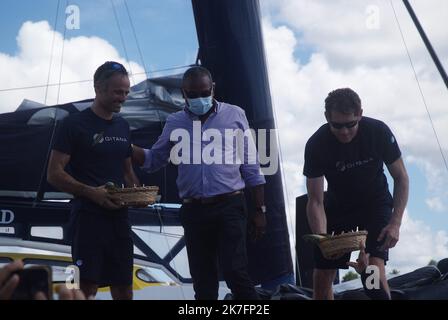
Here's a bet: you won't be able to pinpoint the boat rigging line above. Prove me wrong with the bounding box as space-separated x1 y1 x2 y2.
110 0 135 85
44 0 62 105
124 0 149 79
390 0 448 173
0 65 194 93
35 0 70 202
402 0 448 91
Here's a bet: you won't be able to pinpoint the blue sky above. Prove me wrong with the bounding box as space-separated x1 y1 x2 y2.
0 0 198 74
1 0 447 273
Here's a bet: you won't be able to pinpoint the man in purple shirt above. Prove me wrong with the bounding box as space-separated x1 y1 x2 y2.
132 66 266 300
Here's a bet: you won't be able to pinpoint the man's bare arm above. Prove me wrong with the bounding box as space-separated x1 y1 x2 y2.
306 176 327 234
131 144 145 167
123 157 141 187
387 157 409 226
378 157 409 250
47 150 121 210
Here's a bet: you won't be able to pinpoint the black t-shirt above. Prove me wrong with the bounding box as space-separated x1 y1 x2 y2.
53 107 132 212
303 117 401 209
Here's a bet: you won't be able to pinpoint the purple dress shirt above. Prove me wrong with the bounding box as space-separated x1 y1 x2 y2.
143 101 266 199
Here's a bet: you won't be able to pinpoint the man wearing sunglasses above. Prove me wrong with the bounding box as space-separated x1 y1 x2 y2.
303 88 409 300
47 61 140 300
132 66 266 300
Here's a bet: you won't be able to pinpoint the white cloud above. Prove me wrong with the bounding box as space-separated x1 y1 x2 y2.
264 0 448 70
0 20 146 113
388 212 448 274
260 0 448 273
426 196 446 213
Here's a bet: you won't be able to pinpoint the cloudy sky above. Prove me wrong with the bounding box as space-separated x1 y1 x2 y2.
1 0 447 277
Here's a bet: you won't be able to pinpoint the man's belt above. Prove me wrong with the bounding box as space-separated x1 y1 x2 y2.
182 190 243 204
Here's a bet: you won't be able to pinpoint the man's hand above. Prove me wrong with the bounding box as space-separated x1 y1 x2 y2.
250 211 267 241
377 222 400 251
0 260 24 300
347 241 369 274
87 185 123 210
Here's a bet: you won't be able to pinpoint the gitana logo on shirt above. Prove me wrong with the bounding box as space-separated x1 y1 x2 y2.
335 161 346 172
92 132 127 146
92 132 105 146
336 158 374 172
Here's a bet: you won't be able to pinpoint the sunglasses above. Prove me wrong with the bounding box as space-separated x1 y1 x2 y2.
94 62 128 84
329 120 359 129
107 62 126 71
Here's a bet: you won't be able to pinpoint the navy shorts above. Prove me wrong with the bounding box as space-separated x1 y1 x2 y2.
71 209 133 287
313 203 392 269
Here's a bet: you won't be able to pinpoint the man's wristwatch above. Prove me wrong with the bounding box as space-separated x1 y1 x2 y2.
256 205 267 214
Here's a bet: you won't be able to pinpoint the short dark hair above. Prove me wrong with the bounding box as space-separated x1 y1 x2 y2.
182 66 212 87
325 88 362 116
94 61 128 87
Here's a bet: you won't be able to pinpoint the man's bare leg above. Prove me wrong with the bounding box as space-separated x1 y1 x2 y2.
368 257 391 299
80 281 98 299
111 285 133 300
313 269 337 300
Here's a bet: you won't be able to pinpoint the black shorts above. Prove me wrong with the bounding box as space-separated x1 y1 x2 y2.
71 209 133 287
313 203 392 269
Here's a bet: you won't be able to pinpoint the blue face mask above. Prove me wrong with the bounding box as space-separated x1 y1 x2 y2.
186 96 213 116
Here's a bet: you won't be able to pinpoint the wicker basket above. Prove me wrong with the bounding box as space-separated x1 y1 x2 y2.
303 231 368 260
107 185 159 207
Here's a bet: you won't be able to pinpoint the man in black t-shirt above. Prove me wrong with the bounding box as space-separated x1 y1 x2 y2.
303 88 409 300
47 61 140 300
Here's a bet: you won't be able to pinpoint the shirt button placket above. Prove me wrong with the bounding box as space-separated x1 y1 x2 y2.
201 123 206 197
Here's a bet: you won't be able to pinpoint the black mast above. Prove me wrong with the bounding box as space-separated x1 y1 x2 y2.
403 0 448 90
191 0 294 286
